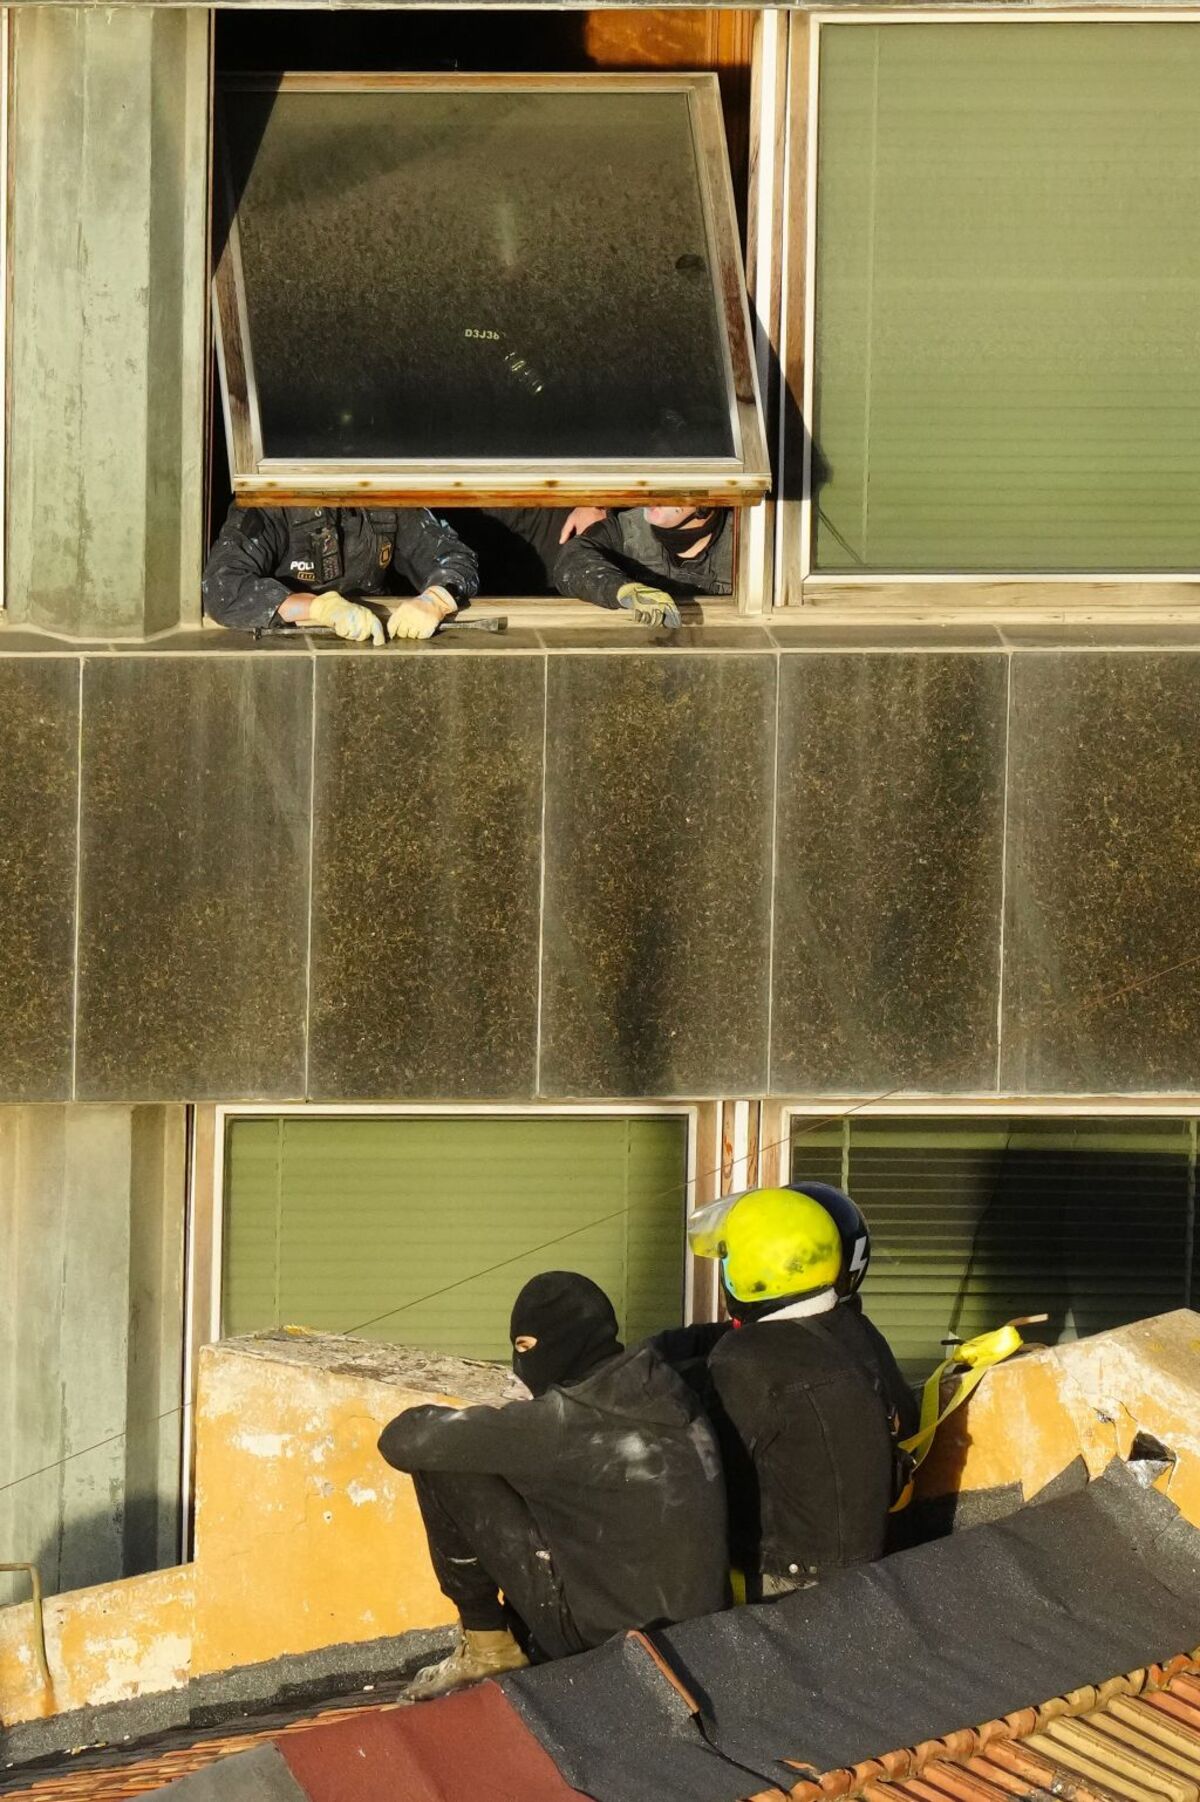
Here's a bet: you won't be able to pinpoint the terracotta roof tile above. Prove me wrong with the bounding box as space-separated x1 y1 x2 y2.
778 1660 1200 1802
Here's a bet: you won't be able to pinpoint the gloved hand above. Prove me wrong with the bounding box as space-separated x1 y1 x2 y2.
306 592 385 646
387 586 457 641
616 582 682 630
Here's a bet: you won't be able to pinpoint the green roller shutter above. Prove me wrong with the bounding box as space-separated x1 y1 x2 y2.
792 1115 1194 1381
223 1113 688 1360
812 24 1200 573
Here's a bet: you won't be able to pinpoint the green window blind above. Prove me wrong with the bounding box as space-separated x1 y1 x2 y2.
223 1114 688 1361
812 24 1200 573
792 1116 1195 1380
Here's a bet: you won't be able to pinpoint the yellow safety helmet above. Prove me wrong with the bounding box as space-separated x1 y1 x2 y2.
688 1186 843 1304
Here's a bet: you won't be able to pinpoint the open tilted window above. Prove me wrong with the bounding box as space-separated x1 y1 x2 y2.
213 74 768 509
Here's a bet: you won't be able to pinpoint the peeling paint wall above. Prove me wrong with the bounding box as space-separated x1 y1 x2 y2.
0 1333 507 1728
916 1310 1200 1525
0 1566 192 1726
190 1337 507 1675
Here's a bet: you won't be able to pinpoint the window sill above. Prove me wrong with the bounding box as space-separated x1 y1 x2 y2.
6 598 1200 655
797 578 1200 613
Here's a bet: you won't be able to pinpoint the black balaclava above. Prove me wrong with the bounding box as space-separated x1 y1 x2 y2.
510 1271 622 1397
649 509 720 558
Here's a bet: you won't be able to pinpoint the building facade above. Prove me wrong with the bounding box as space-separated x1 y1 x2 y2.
2 0 1199 1605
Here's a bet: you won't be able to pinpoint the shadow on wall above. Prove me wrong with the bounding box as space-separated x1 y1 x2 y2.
949 1142 1189 1351
3 1491 179 1614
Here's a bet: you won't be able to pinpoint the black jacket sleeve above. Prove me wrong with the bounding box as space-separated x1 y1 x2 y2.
645 1322 730 1408
201 508 293 631
378 1399 555 1486
394 510 480 606
552 518 631 610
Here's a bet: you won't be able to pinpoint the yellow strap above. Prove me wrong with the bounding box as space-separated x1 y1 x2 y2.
890 1319 1034 1512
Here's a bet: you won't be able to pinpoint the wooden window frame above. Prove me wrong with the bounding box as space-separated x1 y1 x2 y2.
212 71 769 511
779 11 1200 617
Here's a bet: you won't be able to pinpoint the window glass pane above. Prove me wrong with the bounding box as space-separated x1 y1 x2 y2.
812 25 1200 572
223 88 734 461
223 1114 688 1359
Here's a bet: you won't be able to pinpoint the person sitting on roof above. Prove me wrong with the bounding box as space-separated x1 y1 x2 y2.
201 504 479 642
659 1185 916 1602
377 1270 728 1699
552 505 733 629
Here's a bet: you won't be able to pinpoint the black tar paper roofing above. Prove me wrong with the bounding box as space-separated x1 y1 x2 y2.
503 1462 1200 1802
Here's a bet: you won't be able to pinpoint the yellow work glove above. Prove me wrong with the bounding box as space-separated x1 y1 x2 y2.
387 587 457 642
616 582 682 631
306 592 385 647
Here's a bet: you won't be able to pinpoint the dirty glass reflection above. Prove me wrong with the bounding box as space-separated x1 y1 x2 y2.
223 89 735 461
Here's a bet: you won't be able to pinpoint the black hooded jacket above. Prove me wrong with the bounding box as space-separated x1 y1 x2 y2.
378 1342 729 1647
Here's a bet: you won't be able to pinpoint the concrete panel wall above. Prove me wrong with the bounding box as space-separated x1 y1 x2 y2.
7 11 208 638
0 1105 186 1605
0 636 1197 1101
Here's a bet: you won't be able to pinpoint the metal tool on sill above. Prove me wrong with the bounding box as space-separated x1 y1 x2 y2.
438 613 508 633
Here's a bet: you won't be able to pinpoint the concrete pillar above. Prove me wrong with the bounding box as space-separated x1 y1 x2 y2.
6 10 209 638
0 1107 186 1605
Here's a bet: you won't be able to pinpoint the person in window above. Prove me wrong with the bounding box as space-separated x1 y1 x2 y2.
202 505 479 642
553 505 733 628
377 1270 727 1699
660 1186 914 1602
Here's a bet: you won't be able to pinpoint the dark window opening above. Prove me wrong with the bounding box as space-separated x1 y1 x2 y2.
205 11 764 614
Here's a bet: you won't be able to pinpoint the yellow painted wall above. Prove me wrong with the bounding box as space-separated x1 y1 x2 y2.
0 1333 507 1727
2 1314 1198 1730
0 1566 192 1725
916 1310 1200 1526
189 1339 491 1674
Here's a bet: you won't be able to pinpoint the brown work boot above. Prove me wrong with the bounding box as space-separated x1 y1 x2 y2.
408 1627 529 1701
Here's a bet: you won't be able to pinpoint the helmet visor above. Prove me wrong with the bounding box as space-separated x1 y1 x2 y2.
687 1191 750 1260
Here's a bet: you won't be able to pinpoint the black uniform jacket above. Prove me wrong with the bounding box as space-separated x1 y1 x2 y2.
656 1303 916 1584
554 509 733 610
378 1343 729 1647
202 505 480 632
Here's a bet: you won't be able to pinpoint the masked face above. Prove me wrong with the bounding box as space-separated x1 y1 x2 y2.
644 507 719 557
509 1271 622 1397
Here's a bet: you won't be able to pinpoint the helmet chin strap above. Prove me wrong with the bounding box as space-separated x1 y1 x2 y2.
722 1269 838 1324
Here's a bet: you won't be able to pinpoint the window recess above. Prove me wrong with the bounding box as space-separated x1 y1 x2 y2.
213 73 769 511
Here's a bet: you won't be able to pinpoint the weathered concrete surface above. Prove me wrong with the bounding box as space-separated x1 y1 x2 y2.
7 11 208 637
5 1315 1197 1737
0 1106 186 1611
916 1309 1200 1526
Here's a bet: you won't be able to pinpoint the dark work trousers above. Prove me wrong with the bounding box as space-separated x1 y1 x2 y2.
411 1470 588 1661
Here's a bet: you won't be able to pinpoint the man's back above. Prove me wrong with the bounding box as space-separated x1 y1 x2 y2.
381 1340 728 1645
706 1306 898 1586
